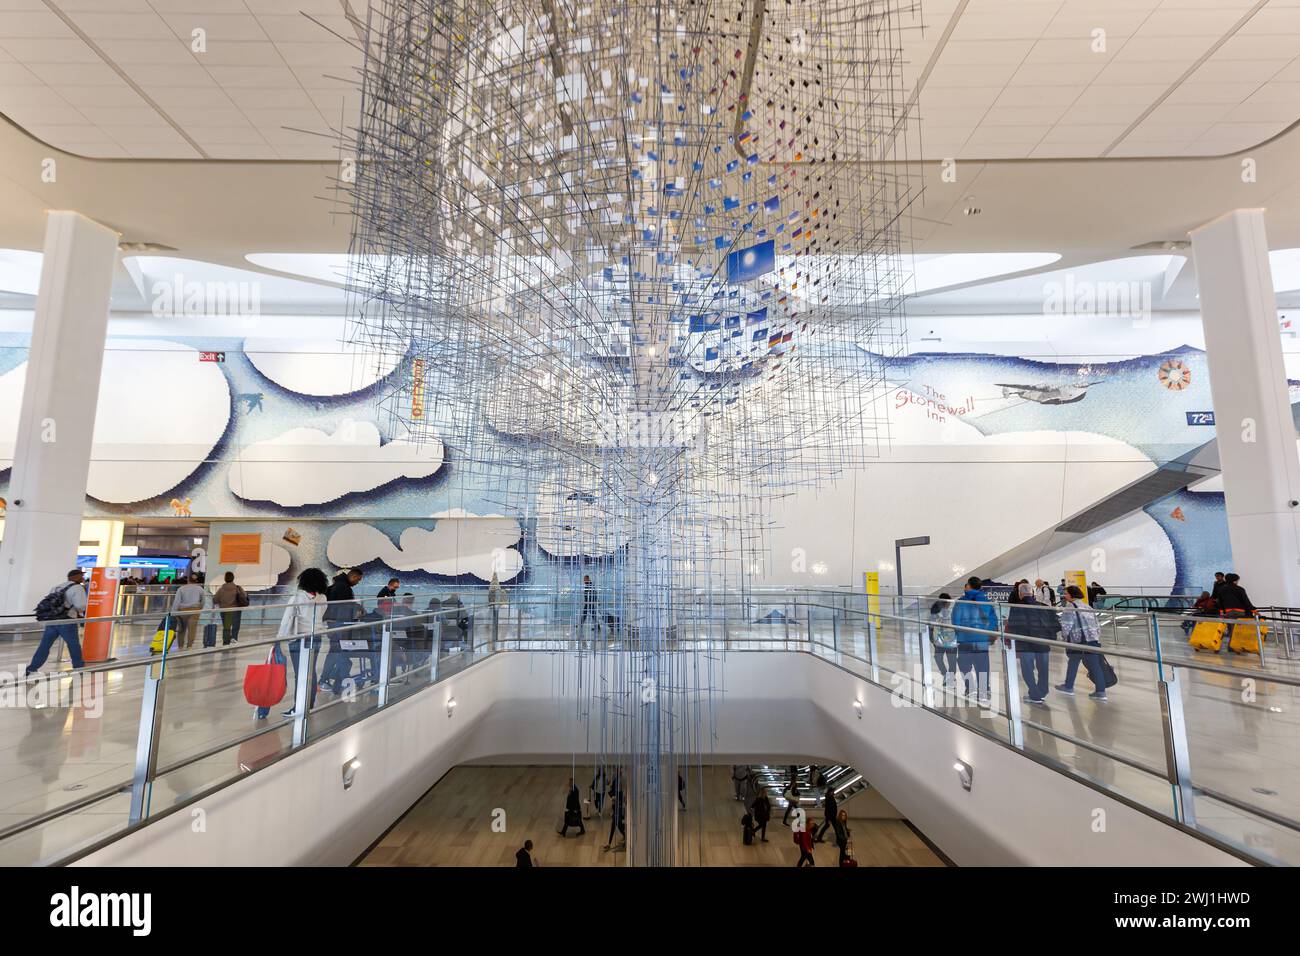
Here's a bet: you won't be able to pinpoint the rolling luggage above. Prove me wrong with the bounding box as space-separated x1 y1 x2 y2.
150 620 177 655
1228 618 1267 655
203 622 218 648
1189 620 1228 652
582 798 593 820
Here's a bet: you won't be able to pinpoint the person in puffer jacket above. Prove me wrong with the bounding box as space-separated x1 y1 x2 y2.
950 577 1000 705
1057 585 1108 701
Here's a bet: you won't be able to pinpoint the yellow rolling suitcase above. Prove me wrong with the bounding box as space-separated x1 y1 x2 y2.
1228 618 1267 655
150 622 177 655
1189 620 1227 652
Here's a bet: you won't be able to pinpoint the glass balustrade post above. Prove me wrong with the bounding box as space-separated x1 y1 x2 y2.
831 605 839 655
291 621 313 748
1157 664 1197 828
866 613 878 683
1001 629 1024 749
128 662 165 825
377 615 393 708
918 603 934 707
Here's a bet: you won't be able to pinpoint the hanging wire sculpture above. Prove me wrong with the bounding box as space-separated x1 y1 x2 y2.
338 0 923 865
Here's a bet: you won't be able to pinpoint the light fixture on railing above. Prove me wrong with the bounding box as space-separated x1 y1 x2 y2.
446 697 457 718
953 759 973 792
853 698 863 719
342 757 362 791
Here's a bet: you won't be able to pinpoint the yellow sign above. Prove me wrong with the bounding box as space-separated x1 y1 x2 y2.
411 358 426 420
864 571 880 627
1066 569 1088 604
219 533 262 565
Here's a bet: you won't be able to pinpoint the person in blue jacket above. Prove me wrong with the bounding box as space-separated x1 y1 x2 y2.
951 576 1000 706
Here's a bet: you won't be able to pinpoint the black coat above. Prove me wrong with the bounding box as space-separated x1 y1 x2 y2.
1005 599 1060 647
1217 583 1255 614
323 575 357 622
752 794 771 823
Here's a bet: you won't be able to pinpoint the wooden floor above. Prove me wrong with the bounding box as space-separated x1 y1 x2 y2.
358 765 947 867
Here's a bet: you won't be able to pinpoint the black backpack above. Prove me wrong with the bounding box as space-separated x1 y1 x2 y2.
34 584 74 621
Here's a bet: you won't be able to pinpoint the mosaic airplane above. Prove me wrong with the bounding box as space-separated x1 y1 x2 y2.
994 381 1100 405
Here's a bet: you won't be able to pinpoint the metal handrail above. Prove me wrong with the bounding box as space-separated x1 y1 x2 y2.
2 594 1297 864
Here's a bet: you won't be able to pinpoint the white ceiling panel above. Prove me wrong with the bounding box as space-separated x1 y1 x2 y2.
0 0 1294 162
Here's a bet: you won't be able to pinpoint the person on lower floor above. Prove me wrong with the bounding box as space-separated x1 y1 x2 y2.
752 789 771 842
814 781 838 843
1057 585 1108 701
559 777 585 836
1005 582 1060 706
951 576 1000 705
603 785 626 850
590 765 607 815
731 764 750 801
678 772 687 810
257 568 329 719
515 840 535 867
834 809 852 866
794 825 815 867
26 569 88 676
782 784 800 827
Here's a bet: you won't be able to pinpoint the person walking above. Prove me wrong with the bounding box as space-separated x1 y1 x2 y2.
782 783 800 827
1210 572 1228 607
321 569 363 695
813 781 838 844
603 779 626 851
25 569 89 676
212 571 248 646
1087 580 1107 606
579 574 599 642
170 575 208 649
559 777 586 837
259 567 328 719
928 593 958 685
731 764 750 801
951 576 1000 706
833 809 853 866
752 788 771 842
1005 582 1059 706
1056 585 1109 701
1033 579 1056 606
794 824 816 867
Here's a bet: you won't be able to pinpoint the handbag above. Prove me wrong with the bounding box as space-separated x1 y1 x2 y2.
235 587 250 608
243 646 287 707
1100 654 1118 688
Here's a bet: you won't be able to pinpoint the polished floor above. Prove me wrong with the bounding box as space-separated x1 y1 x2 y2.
0 607 1296 866
358 764 945 867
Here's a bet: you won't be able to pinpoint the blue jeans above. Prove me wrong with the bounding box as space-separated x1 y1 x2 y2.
1063 642 1107 692
26 622 84 674
320 621 354 694
1018 647 1051 700
955 645 990 699
932 645 958 679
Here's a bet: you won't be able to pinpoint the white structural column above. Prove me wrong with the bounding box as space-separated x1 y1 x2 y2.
0 211 118 615
1190 208 1300 607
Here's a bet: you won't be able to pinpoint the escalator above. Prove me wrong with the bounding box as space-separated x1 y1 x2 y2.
752 763 870 809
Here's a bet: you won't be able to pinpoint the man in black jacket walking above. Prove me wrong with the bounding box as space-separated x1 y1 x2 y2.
1006 582 1061 705
321 569 362 694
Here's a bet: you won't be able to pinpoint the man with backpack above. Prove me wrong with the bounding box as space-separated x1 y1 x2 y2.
26 569 89 676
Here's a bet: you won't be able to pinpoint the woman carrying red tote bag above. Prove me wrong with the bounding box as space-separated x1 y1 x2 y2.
244 645 287 708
